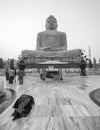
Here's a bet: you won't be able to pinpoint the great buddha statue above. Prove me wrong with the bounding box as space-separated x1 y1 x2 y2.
22 15 81 60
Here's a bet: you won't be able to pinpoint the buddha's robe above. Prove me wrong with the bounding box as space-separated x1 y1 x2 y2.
22 30 81 58
36 30 67 51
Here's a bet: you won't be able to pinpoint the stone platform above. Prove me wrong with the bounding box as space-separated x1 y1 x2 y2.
0 73 100 129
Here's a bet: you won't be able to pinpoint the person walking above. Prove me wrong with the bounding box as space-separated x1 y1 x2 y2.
9 68 15 84
18 69 25 85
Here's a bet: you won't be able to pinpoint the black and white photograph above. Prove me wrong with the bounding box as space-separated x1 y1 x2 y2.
0 0 100 129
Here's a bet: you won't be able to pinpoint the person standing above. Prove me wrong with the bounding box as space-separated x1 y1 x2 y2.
13 68 17 82
18 69 25 85
5 69 9 81
9 68 15 84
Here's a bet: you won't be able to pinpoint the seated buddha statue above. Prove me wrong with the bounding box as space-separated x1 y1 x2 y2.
22 15 81 58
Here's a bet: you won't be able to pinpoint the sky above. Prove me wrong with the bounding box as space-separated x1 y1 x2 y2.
0 0 100 62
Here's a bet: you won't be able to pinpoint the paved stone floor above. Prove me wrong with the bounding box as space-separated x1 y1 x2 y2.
0 73 100 130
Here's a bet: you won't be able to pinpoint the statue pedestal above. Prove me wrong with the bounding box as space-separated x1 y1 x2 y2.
23 57 81 63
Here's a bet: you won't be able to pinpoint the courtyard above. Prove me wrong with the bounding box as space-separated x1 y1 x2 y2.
0 72 100 130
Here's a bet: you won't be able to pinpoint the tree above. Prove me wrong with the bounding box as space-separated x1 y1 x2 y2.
0 58 3 68
10 59 14 69
18 60 26 71
99 58 100 63
89 59 93 68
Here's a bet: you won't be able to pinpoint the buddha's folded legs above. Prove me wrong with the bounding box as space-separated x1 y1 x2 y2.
22 49 82 58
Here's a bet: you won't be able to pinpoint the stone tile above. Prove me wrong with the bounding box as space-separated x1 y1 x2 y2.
0 75 100 129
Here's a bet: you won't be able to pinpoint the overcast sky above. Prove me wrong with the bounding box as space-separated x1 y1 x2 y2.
0 0 100 61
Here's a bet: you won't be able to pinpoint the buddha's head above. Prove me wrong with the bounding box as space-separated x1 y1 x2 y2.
45 15 58 30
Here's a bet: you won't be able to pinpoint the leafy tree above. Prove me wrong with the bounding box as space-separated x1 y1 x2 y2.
99 58 100 63
10 59 14 69
0 58 3 68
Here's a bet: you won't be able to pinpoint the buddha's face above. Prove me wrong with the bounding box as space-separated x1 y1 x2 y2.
46 17 58 30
